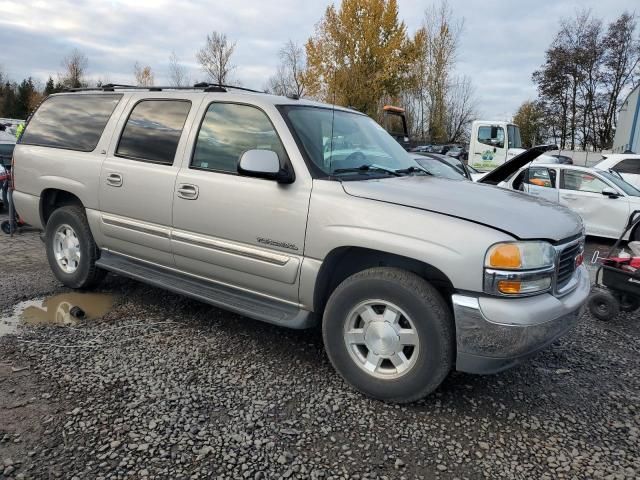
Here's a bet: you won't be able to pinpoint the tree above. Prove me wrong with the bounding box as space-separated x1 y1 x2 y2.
445 75 477 143
60 49 88 88
304 0 415 118
533 11 640 151
15 78 38 119
419 1 464 143
266 40 306 97
513 100 545 147
133 62 155 87
599 12 640 148
168 52 189 87
196 32 237 84
44 77 56 96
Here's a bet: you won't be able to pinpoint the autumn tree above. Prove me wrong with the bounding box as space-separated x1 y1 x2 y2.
304 0 415 118
196 32 237 84
134 62 155 87
168 52 189 87
513 100 546 148
266 40 306 97
60 49 88 88
445 76 477 143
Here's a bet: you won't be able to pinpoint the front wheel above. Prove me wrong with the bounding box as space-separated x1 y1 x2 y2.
45 205 106 289
322 267 454 403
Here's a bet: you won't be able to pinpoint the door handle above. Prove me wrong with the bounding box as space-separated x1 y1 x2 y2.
177 183 199 200
106 172 123 187
562 194 578 200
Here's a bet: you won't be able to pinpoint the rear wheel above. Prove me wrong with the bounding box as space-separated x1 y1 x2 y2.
45 205 106 289
588 289 620 321
322 267 454 403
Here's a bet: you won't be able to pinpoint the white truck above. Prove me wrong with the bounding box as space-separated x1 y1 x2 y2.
468 120 526 171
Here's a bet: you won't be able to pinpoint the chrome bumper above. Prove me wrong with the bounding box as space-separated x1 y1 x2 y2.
453 264 589 374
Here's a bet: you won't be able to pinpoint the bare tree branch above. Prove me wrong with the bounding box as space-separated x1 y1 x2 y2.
196 32 237 84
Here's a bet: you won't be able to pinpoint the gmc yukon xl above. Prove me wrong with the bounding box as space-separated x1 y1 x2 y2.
11 85 589 402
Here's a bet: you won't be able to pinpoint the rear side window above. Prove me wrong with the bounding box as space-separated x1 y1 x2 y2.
116 100 191 165
191 103 286 173
20 94 122 151
615 158 640 175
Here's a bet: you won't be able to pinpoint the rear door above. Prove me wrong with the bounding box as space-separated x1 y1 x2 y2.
559 169 629 238
171 101 311 303
99 95 202 265
522 166 559 203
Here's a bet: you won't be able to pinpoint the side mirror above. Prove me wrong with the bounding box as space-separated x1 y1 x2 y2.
602 187 620 198
237 149 294 184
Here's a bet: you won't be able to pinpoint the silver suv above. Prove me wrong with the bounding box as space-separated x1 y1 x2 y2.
12 85 589 402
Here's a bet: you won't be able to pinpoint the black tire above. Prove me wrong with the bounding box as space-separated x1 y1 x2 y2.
617 294 640 313
631 226 640 242
588 289 620 321
45 205 106 289
322 267 454 403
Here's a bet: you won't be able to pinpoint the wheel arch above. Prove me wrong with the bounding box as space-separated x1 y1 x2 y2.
312 246 455 316
40 188 85 227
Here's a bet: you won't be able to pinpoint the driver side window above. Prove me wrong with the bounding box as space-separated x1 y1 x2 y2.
526 167 556 189
477 126 505 149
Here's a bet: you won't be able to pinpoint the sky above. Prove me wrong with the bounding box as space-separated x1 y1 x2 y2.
0 0 637 120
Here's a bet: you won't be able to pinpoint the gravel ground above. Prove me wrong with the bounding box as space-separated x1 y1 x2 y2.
0 220 639 479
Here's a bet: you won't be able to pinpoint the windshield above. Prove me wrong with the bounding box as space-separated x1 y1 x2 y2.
414 157 466 180
281 106 418 178
508 125 522 149
600 170 640 196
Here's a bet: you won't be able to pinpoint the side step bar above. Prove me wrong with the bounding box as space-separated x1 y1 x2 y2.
96 251 315 329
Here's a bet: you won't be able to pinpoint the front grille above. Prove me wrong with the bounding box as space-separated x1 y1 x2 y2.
556 242 581 290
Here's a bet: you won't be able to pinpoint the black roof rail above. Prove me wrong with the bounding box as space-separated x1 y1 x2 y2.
63 83 264 94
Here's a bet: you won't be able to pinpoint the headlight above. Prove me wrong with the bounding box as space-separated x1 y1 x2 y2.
484 241 556 296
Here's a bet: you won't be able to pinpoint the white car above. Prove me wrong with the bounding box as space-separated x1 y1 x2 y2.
594 154 640 188
499 163 640 241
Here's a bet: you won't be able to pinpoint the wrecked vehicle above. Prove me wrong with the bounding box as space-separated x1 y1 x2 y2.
12 86 589 402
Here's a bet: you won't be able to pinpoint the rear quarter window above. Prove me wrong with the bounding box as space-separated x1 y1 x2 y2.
20 94 122 152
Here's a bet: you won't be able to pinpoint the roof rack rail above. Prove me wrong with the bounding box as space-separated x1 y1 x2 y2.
64 83 264 94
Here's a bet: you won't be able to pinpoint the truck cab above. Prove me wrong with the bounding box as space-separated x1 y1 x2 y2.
468 120 524 171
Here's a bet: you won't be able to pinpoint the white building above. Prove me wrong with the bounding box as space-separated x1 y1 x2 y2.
613 84 640 154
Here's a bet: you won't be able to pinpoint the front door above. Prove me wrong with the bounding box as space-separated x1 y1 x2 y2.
171 102 311 303
559 169 629 238
99 96 199 265
473 124 507 169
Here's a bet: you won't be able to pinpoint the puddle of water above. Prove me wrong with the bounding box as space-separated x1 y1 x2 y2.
0 292 115 337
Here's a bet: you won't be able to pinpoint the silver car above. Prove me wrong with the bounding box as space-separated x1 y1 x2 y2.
12 86 589 402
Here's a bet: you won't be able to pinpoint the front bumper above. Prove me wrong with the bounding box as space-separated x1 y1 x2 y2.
453 264 589 374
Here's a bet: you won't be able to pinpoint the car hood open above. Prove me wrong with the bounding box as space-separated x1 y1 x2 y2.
341 175 583 242
478 144 558 185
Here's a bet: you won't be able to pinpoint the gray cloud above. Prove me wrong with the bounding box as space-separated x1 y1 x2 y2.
1 0 636 119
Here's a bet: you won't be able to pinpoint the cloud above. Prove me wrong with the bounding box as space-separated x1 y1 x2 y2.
1 0 636 120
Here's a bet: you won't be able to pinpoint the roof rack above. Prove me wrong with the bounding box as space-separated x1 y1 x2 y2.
64 83 264 94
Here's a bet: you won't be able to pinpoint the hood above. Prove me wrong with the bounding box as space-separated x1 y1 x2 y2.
479 144 558 185
341 175 583 242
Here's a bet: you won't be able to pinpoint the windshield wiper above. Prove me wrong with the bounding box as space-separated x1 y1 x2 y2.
394 166 432 176
332 165 401 176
